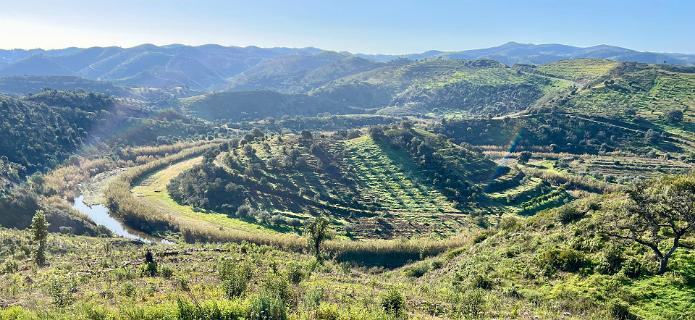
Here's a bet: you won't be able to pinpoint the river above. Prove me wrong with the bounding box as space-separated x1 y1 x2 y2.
72 195 163 243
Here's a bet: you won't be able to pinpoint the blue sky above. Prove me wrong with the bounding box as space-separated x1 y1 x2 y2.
0 0 693 54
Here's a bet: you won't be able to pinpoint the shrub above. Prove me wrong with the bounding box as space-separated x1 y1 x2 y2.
380 288 405 316
557 205 584 224
596 246 624 275
608 300 638 320
455 289 486 318
404 263 430 278
247 293 287 320
537 247 590 274
286 263 305 285
219 260 253 298
160 265 174 279
47 276 74 307
173 299 246 320
470 274 494 290
315 303 340 320
621 258 644 278
1 259 18 274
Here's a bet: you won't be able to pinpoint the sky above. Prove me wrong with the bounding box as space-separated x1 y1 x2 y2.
0 0 693 54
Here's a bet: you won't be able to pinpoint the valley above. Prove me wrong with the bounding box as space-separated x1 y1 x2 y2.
0 43 694 319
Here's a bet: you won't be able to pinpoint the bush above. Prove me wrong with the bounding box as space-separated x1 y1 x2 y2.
1 259 18 274
608 300 638 320
380 288 405 316
596 246 624 275
557 205 584 224
219 260 253 298
160 265 174 279
621 258 644 278
404 263 430 278
286 263 305 285
315 303 340 320
537 247 590 274
247 293 287 320
47 276 74 307
470 274 494 290
455 289 486 318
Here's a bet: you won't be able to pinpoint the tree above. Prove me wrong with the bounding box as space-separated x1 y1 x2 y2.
602 174 695 274
518 151 532 164
665 109 684 123
30 209 49 266
305 216 330 261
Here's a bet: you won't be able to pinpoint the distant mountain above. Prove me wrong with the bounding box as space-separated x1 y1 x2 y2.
0 45 324 90
1 42 693 92
359 42 695 65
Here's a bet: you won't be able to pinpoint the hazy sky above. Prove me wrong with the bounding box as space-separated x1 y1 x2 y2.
1 0 693 54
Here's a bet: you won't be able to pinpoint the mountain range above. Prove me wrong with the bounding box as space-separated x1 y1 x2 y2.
1 42 694 91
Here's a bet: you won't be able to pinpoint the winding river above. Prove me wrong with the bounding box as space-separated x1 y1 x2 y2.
72 195 159 243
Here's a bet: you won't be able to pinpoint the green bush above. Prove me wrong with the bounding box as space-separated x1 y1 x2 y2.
537 247 590 274
315 303 340 320
380 288 405 316
608 300 638 320
160 265 174 279
596 246 624 275
247 293 287 320
219 260 253 298
621 258 644 278
1 259 18 274
557 205 584 224
47 276 74 307
455 289 486 318
404 262 430 278
176 299 245 320
286 263 305 285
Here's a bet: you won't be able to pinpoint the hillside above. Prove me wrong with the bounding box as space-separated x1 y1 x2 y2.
0 45 323 90
1 42 694 93
180 90 360 122
311 59 571 116
556 62 695 142
226 52 382 93
162 126 580 240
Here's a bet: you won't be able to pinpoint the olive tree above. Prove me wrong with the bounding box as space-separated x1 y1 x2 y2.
305 216 330 261
602 174 694 274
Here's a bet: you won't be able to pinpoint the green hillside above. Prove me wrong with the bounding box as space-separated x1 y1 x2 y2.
312 59 571 116
226 52 382 93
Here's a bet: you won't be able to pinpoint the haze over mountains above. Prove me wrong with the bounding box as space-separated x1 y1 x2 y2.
1 42 694 91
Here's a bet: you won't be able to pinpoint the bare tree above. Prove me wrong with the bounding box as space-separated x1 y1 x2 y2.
602 174 694 274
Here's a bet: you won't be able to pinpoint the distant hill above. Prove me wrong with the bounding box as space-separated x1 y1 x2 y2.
226 52 382 94
359 42 695 65
1 43 694 92
180 90 361 122
0 76 128 96
311 59 570 116
0 45 323 90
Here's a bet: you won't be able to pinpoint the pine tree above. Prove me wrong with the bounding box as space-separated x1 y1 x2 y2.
30 209 49 266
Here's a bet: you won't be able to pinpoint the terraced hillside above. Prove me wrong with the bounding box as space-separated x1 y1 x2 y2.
161 126 578 239
558 62 695 142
